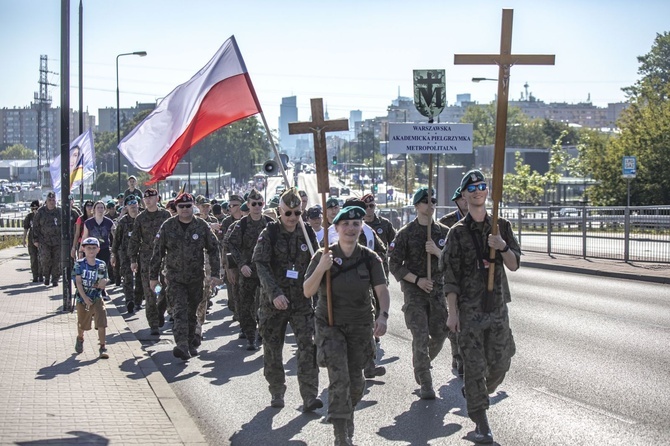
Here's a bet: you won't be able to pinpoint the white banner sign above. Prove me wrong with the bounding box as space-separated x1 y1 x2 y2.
387 123 473 154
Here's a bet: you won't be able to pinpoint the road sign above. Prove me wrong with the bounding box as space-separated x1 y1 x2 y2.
413 69 445 119
387 122 473 154
622 156 636 179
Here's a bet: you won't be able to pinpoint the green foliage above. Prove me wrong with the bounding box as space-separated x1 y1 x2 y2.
503 152 545 204
94 172 127 198
0 144 35 160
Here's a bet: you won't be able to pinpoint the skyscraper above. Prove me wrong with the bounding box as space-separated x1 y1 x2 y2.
278 96 299 158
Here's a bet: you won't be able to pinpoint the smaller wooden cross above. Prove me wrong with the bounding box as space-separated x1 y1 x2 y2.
288 98 349 194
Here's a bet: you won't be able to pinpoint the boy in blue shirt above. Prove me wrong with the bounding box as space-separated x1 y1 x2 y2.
73 237 110 359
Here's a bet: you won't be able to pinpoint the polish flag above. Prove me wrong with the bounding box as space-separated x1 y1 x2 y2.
119 36 262 184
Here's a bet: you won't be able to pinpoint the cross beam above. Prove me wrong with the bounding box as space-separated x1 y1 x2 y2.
288 98 349 194
454 8 554 297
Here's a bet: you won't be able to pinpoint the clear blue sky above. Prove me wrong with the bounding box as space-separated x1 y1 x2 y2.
2 0 668 130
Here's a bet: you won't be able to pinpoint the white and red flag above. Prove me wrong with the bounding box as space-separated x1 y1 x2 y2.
119 36 262 184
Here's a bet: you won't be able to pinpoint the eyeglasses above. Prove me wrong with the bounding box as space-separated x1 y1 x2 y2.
366 203 376 209
419 198 437 205
177 204 192 209
283 210 302 217
466 183 488 193
250 201 263 207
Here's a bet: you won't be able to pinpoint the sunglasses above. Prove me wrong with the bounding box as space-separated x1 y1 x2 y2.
283 210 302 217
250 201 263 207
366 203 376 209
466 183 488 193
177 204 192 209
420 198 437 205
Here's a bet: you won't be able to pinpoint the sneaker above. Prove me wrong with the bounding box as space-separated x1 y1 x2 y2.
98 347 109 359
420 383 436 400
150 328 160 336
302 397 323 412
74 337 84 354
126 301 135 314
172 346 191 361
270 393 285 408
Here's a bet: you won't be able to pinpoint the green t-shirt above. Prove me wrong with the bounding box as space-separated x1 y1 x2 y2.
305 243 386 325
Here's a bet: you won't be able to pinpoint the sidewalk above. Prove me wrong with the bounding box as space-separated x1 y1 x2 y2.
0 246 206 445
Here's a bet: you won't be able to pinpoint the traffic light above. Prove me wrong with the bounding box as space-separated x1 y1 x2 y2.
332 155 337 166
372 184 378 194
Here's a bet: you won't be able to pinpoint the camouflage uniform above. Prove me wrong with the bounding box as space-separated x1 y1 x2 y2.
195 213 219 339
112 213 142 306
389 218 450 387
227 215 272 342
32 205 62 282
151 215 220 352
441 213 519 414
253 220 319 406
220 214 241 319
305 244 386 422
23 211 40 281
128 207 171 330
438 209 465 229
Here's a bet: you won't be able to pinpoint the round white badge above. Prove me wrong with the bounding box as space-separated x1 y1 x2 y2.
438 238 445 247
334 257 342 265
192 234 199 240
377 228 383 234
300 244 308 251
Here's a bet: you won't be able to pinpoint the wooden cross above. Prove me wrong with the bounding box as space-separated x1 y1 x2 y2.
454 8 555 299
288 98 348 326
288 98 349 194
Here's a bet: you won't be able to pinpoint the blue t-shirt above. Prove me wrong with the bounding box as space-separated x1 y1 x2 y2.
72 257 108 303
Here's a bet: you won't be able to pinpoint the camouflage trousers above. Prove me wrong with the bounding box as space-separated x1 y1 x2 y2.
402 290 449 385
120 259 143 306
195 258 212 337
168 279 203 350
39 243 60 280
28 243 40 280
315 317 373 421
459 304 516 413
238 275 260 340
226 268 240 319
259 303 318 401
139 256 159 329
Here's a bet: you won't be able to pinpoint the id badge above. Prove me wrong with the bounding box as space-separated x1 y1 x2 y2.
482 259 490 269
286 269 299 279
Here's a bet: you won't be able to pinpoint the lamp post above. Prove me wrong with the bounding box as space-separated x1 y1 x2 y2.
116 51 147 194
471 77 498 83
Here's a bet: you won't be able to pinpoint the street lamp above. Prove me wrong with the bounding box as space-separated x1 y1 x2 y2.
472 77 498 83
116 50 147 194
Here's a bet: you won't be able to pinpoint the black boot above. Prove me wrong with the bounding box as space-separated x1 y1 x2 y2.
332 419 352 446
346 412 355 442
469 409 493 444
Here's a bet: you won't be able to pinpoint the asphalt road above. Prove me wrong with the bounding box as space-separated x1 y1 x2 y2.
117 267 670 446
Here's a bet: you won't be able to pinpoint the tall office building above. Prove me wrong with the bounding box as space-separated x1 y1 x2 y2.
278 96 299 158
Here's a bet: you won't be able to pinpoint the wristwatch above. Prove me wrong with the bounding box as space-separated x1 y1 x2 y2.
500 244 510 253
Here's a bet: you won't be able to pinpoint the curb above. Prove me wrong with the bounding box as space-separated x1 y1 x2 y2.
522 261 670 285
106 294 209 446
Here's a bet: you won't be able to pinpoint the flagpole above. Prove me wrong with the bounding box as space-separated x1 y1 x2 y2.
257 111 315 257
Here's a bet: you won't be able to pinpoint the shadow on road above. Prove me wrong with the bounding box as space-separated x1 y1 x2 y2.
35 354 98 380
16 431 109 445
229 406 316 446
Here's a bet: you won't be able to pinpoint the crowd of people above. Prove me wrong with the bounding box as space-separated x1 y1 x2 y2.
22 170 520 446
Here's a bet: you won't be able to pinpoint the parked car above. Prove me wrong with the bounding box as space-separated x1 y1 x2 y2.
558 207 579 217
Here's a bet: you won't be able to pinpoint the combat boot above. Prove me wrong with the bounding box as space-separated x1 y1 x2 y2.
469 409 493 444
270 393 285 408
332 419 352 446
302 397 323 412
420 382 436 400
346 412 355 442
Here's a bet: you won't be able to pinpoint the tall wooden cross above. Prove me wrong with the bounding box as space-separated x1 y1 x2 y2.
288 98 348 326
454 8 555 301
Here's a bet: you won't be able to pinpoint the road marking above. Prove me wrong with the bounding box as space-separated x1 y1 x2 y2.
533 387 637 425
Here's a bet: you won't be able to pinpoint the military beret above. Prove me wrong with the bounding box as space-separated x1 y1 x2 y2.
240 202 249 212
229 194 243 203
174 193 194 204
343 198 366 209
412 187 435 205
210 199 218 205
243 192 250 201
117 193 125 199
361 193 375 204
333 206 366 224
280 187 302 209
307 205 322 218
143 188 158 198
30 200 40 208
124 195 138 206
451 186 462 202
195 195 209 205
326 197 340 209
460 169 486 190
221 201 229 211
268 195 280 209
106 200 116 208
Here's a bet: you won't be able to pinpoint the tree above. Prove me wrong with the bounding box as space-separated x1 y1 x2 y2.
578 32 670 205
0 144 35 160
94 172 126 198
503 152 545 205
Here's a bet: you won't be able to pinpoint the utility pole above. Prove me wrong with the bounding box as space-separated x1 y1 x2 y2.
35 55 57 186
